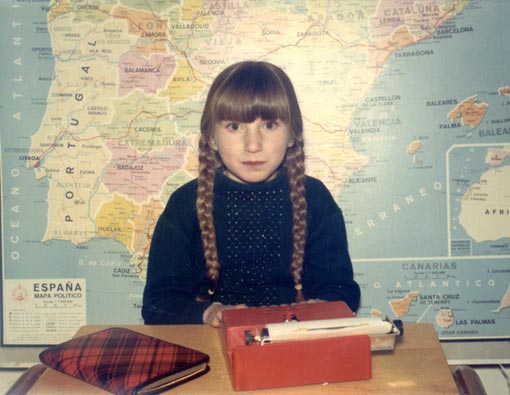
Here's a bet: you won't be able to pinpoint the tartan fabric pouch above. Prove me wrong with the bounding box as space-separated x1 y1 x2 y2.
39 327 209 395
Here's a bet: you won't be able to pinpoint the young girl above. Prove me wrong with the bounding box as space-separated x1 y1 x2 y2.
142 61 360 327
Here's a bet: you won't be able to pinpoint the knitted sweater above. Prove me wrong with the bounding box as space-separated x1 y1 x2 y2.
142 168 360 324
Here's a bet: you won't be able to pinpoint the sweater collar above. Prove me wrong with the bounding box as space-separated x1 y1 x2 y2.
214 166 288 192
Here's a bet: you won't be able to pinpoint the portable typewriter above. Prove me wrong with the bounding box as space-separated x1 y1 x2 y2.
220 301 403 391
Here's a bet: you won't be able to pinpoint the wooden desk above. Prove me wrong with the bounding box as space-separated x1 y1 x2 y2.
27 323 458 395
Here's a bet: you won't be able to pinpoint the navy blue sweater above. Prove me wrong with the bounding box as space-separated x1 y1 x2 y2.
142 169 360 324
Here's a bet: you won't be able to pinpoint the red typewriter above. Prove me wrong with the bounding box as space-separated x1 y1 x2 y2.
220 301 402 391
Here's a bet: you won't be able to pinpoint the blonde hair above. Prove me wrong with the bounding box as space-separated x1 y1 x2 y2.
197 61 307 302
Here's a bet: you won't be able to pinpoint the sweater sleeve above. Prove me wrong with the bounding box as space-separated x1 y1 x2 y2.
303 178 361 312
142 182 212 324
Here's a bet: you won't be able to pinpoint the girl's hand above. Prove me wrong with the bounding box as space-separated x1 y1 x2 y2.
302 298 325 304
203 302 247 327
291 298 325 305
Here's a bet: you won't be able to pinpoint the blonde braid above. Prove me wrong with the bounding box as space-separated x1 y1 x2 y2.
196 136 221 300
285 139 307 302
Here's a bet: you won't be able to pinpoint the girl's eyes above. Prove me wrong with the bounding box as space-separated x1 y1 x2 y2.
223 120 279 131
263 121 278 130
226 122 241 131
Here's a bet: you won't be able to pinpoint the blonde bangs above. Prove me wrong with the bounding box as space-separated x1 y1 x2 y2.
212 67 291 124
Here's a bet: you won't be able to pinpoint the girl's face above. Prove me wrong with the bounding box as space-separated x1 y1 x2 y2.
212 118 293 184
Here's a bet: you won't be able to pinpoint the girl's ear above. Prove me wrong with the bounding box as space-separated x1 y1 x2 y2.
287 137 295 148
210 138 218 151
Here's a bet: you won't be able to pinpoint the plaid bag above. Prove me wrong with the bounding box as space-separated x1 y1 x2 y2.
39 327 209 395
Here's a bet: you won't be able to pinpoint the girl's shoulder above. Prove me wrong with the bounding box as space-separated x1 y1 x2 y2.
173 178 198 196
166 178 198 209
304 175 340 213
305 175 332 197
158 179 200 230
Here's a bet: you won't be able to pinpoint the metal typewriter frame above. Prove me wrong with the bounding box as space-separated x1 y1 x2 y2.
245 317 404 351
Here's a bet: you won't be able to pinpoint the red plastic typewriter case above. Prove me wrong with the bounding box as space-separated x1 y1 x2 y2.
220 301 372 391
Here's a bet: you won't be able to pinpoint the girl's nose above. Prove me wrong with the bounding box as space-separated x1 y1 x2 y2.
244 128 263 152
